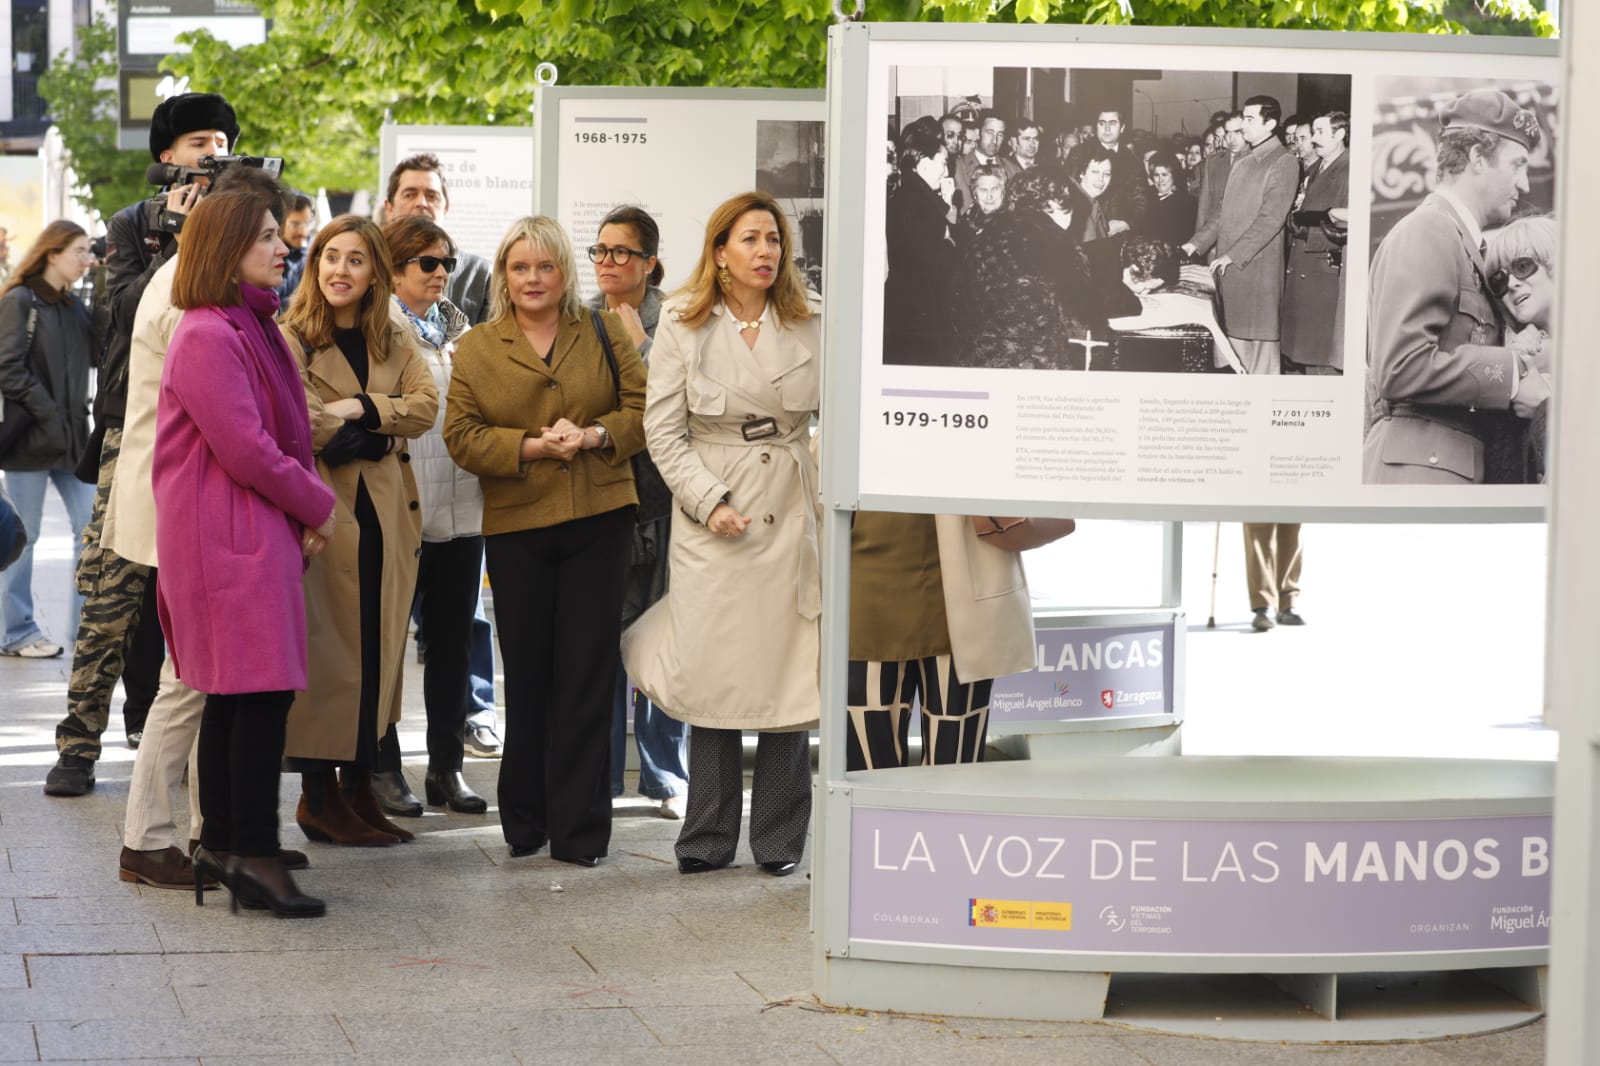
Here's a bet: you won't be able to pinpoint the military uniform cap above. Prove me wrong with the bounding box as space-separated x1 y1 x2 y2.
1439 87 1540 151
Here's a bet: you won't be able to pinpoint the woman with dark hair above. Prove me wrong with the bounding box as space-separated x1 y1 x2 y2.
153 188 336 916
0 221 96 658
959 168 1135 370
281 215 438 847
369 214 486 814
883 116 957 366
1144 150 1197 249
622 191 820 877
586 205 687 820
444 216 646 868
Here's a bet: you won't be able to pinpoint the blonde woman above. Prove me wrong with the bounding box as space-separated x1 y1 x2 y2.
443 216 645 868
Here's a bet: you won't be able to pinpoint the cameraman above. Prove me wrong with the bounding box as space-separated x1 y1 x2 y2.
44 92 240 798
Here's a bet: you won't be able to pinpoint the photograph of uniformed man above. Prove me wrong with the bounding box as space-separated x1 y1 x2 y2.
1364 85 1554 485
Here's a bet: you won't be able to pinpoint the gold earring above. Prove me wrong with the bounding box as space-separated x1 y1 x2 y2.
716 265 732 291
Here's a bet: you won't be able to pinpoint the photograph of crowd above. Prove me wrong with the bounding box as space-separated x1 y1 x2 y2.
1363 77 1558 486
756 119 826 295
880 64 1352 375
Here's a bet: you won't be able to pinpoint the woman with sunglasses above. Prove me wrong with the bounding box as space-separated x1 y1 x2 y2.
370 216 487 814
0 221 96 659
585 206 687 821
1485 215 1555 483
281 216 438 847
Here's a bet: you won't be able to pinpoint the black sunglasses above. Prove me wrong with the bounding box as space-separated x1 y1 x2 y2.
1488 256 1540 298
587 244 648 265
404 255 457 274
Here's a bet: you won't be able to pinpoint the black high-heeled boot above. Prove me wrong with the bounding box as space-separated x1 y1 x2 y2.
192 845 226 907
424 770 488 814
225 855 326 919
194 845 266 912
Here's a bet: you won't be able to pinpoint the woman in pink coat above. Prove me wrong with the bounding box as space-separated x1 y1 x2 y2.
153 186 336 918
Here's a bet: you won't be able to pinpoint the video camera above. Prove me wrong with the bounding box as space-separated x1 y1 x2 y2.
145 154 284 189
145 155 285 235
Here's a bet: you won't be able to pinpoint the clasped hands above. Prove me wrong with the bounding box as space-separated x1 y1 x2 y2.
519 417 606 462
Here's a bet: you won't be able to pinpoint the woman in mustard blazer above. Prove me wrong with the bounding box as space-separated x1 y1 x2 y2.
443 216 645 867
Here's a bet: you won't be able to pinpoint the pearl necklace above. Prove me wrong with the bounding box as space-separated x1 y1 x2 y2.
726 301 766 331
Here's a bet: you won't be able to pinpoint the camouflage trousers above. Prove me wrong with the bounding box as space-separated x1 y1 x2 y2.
56 426 155 761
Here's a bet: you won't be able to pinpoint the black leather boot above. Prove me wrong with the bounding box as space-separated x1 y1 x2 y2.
368 767 423 817
424 770 488 814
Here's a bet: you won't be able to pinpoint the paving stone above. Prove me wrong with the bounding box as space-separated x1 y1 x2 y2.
0 921 160 954
35 1014 349 1060
336 1005 655 1056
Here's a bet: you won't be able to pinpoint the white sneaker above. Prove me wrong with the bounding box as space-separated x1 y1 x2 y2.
660 795 686 820
2 639 62 659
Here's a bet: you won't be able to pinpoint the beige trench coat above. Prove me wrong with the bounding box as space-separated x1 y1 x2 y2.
622 297 822 732
283 322 437 760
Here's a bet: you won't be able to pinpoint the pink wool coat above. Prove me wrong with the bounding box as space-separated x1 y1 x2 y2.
153 296 336 695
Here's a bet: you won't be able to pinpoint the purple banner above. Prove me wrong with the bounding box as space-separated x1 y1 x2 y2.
850 807 1551 956
990 624 1174 722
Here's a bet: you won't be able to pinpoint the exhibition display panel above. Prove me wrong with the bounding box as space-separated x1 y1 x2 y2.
815 21 1559 1034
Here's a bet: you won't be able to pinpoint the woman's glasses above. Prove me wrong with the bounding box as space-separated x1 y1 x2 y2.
1488 256 1540 298
404 255 458 274
587 244 647 265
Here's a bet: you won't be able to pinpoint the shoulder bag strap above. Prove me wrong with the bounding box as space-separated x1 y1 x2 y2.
590 308 620 403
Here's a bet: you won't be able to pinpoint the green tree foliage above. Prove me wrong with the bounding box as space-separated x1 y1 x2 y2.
37 15 152 220
56 0 1558 203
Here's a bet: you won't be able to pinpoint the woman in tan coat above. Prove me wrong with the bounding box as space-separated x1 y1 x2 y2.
282 215 437 847
443 216 645 868
621 191 821 877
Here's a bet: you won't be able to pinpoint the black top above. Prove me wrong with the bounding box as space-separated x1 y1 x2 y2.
334 327 369 390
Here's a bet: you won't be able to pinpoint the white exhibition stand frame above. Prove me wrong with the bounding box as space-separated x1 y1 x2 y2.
814 21 1560 1038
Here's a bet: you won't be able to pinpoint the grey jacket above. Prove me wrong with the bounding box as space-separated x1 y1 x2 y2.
0 283 93 472
393 297 482 542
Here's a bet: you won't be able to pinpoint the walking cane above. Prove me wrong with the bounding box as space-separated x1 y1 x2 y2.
1206 522 1221 628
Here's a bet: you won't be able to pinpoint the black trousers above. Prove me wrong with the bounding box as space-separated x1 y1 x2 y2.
119 573 165 735
486 507 633 859
197 690 293 857
378 534 483 773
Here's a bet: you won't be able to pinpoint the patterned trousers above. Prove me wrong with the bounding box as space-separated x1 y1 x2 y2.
57 426 157 760
675 727 810 867
845 655 993 771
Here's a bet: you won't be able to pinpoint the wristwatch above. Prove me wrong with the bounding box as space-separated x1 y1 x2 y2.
591 423 608 447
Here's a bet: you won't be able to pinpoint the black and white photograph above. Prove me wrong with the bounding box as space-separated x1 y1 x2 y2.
880 64 1352 375
1363 76 1558 486
756 119 826 294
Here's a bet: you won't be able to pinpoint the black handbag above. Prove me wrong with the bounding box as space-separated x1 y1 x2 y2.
589 309 672 524
0 295 40 465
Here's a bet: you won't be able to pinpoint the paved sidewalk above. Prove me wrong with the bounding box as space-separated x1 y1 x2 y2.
0 493 1548 1064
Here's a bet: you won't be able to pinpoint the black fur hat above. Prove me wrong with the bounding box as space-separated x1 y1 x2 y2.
148 93 240 161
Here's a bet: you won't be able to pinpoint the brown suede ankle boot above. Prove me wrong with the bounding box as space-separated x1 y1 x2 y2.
295 769 399 847
339 766 416 843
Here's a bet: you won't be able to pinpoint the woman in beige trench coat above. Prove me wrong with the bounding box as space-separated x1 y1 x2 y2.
281 216 437 847
622 191 820 878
